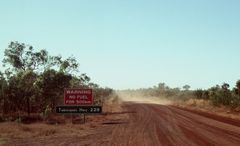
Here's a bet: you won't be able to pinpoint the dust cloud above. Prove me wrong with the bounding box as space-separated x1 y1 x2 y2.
116 91 171 105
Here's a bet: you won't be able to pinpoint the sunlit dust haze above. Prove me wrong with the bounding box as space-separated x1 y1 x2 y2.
116 91 171 105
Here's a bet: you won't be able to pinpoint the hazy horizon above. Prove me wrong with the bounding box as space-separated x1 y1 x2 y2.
0 0 240 90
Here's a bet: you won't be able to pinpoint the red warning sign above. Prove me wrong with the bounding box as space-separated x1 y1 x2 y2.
64 88 93 105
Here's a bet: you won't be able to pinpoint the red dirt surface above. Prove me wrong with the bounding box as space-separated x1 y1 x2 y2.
1 102 240 146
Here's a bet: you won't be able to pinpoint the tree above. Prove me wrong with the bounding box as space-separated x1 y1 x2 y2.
3 42 48 72
79 73 91 86
59 57 79 74
35 69 72 111
0 71 6 113
221 83 230 90
208 83 233 106
1 41 114 118
236 80 240 94
3 42 27 71
194 89 204 99
1 41 81 115
183 85 191 91
158 83 166 90
20 70 38 115
2 70 38 115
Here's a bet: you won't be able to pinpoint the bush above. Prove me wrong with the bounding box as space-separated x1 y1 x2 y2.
0 116 5 122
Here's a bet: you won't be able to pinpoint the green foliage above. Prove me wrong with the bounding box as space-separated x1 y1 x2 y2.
3 42 49 72
93 87 113 105
236 80 240 94
35 69 72 110
2 70 38 114
0 71 6 112
194 89 209 100
183 85 191 91
207 83 240 107
124 81 240 109
0 41 113 116
1 41 239 117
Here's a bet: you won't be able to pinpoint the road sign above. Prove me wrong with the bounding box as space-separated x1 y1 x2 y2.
56 106 102 114
64 88 93 105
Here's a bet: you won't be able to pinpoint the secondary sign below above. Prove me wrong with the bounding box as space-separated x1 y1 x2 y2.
56 106 102 114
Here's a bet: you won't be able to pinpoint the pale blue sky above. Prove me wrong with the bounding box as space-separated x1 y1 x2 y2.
0 0 240 89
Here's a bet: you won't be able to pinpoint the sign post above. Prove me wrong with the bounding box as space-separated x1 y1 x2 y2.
56 88 102 124
83 114 85 123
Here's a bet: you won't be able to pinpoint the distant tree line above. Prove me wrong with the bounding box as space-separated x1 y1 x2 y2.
193 82 240 107
0 41 113 116
123 81 240 108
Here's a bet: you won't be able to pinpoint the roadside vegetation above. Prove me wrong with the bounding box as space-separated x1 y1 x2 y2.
0 41 239 123
0 41 113 122
121 81 240 110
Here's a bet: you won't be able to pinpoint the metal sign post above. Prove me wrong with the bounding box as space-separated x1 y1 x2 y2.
83 114 85 124
57 88 102 124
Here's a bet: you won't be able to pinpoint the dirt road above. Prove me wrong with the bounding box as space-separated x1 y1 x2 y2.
108 102 240 146
3 102 240 146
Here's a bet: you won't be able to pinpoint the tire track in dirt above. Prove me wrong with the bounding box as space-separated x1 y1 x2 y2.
4 102 240 146
168 106 240 145
107 103 240 146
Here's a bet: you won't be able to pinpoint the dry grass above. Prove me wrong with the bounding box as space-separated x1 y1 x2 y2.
38 129 57 136
0 138 7 145
0 120 98 145
103 95 123 113
174 99 240 120
0 122 58 139
0 98 127 145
